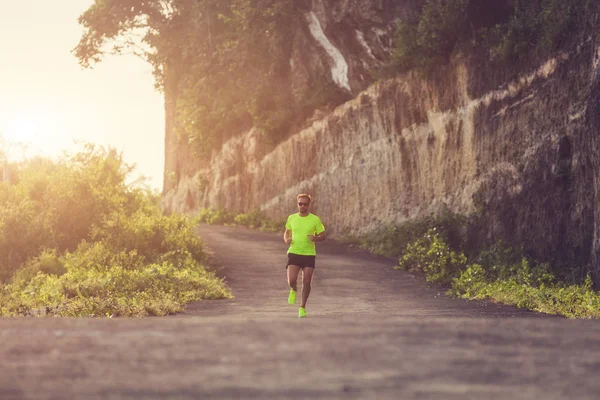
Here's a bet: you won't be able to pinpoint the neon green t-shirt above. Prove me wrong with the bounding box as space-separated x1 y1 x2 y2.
285 213 325 256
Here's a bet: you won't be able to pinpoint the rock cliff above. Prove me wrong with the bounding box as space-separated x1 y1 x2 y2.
162 1 600 276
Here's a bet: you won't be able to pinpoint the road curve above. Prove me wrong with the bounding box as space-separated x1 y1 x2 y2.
189 224 548 318
0 224 599 400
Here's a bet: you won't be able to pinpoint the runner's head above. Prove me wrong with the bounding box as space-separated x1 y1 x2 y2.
297 194 311 215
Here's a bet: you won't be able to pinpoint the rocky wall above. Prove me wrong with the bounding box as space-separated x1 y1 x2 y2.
163 3 600 276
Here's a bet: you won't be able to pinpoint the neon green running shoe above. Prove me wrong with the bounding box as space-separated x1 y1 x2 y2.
298 307 307 318
288 289 296 305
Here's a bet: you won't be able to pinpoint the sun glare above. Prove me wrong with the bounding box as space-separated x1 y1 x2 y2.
4 117 41 143
0 112 66 160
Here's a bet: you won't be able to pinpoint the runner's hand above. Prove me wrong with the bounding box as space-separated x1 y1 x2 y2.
308 234 316 242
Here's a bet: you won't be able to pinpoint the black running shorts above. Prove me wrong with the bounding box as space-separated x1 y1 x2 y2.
286 253 316 269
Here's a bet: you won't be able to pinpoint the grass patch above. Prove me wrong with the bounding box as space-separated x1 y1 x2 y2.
395 228 600 318
0 247 230 317
196 207 286 232
339 209 466 258
451 265 600 318
0 211 232 317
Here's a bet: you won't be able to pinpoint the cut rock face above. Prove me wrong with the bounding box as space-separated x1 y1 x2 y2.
163 2 600 278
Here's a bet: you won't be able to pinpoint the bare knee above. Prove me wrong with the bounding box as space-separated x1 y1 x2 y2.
302 280 312 289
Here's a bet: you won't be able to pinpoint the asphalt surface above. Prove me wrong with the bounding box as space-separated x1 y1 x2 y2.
1 224 599 400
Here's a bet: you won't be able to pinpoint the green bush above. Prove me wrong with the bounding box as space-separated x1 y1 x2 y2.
393 227 600 318
0 146 135 278
0 145 231 317
392 22 420 72
90 209 207 266
449 263 487 298
493 0 593 61
198 207 286 232
393 0 469 74
196 208 236 225
10 251 66 289
342 209 466 258
474 241 555 286
234 210 266 228
258 217 287 232
396 229 467 285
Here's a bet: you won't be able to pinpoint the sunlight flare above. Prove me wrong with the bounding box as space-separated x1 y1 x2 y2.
1 111 66 160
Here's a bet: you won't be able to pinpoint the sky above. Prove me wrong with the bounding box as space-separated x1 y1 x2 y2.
0 0 165 190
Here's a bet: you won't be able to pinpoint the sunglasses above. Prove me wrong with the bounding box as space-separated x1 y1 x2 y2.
297 202 309 206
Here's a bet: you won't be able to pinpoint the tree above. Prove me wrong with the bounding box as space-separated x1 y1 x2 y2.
74 0 335 154
74 0 189 88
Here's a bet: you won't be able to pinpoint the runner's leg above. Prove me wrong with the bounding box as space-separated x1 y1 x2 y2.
287 265 300 292
301 267 314 308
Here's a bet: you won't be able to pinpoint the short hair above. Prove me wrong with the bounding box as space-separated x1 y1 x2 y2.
297 193 312 202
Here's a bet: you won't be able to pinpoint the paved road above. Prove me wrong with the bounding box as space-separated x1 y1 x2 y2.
1 224 599 400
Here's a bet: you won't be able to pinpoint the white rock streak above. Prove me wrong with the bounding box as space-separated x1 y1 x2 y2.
593 46 600 76
355 30 376 60
306 11 351 91
476 54 568 109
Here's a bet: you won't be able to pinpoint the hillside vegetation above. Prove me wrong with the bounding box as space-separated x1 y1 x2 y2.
393 0 598 74
0 145 230 317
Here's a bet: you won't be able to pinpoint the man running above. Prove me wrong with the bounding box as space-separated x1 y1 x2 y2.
283 194 326 318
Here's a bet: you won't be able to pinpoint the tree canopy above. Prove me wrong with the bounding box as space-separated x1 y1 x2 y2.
74 0 345 156
393 0 598 74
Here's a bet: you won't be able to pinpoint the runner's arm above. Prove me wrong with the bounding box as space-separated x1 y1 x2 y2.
284 229 292 244
315 231 326 242
309 231 326 242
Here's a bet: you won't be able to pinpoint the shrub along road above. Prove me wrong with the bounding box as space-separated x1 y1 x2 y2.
1 224 600 399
